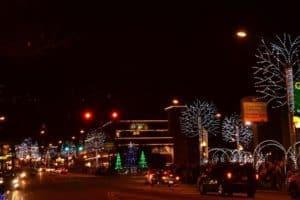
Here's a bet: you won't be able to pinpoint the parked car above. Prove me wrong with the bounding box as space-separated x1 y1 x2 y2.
197 163 258 197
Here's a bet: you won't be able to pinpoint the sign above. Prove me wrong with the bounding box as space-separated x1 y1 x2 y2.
294 116 300 128
295 82 300 116
241 97 268 123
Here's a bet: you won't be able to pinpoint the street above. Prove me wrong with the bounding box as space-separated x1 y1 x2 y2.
5 173 291 200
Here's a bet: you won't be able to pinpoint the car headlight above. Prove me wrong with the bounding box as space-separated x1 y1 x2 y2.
20 172 27 178
0 177 4 184
12 178 19 185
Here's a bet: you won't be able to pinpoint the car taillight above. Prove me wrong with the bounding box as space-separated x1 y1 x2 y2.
255 174 259 180
226 172 232 179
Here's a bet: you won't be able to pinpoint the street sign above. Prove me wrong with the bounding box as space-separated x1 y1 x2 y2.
241 97 268 123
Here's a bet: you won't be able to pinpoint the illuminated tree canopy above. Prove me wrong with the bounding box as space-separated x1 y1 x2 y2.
222 114 253 149
180 99 219 138
84 128 106 153
253 34 300 109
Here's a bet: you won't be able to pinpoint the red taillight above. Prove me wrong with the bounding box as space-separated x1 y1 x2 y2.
226 172 232 179
255 174 259 180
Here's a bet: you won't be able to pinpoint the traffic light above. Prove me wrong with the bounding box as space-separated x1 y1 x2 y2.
111 111 119 120
78 146 83 152
83 111 93 121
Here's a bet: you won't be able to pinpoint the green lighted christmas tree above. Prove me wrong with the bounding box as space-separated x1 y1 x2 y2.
115 153 123 170
138 150 148 169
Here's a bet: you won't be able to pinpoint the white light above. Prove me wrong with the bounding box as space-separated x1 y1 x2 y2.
245 121 252 126
236 31 247 38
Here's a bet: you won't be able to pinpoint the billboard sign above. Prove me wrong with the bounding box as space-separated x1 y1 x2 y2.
241 97 268 123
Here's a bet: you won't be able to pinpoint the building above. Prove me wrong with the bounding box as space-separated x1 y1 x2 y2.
112 119 174 165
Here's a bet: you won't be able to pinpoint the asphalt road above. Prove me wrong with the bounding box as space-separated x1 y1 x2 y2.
5 173 291 200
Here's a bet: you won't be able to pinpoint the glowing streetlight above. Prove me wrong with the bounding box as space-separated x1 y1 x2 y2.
80 129 85 134
0 116 6 121
58 140 62 144
172 99 179 105
215 113 222 119
72 136 76 140
40 130 45 135
236 30 247 38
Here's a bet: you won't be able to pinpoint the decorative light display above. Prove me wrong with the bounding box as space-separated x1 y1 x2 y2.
253 34 300 110
125 142 137 169
114 153 123 171
180 99 219 138
61 141 76 157
222 114 253 149
84 128 106 153
138 150 148 169
15 138 40 161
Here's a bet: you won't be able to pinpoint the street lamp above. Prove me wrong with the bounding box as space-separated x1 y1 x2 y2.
236 30 247 38
72 136 76 140
40 130 45 135
215 113 222 119
0 116 5 122
172 99 179 105
58 140 62 144
80 129 85 134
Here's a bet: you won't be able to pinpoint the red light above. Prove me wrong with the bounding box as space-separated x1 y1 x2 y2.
83 112 93 120
111 111 119 119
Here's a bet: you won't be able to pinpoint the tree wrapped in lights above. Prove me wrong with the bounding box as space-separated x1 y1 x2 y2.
180 99 219 164
138 150 148 169
115 153 123 171
84 128 106 153
84 128 106 167
125 142 137 173
253 34 300 145
222 114 253 150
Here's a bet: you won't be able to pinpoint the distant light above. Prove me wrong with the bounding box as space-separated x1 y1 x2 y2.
215 113 222 118
72 136 76 140
111 111 119 119
49 143 52 147
236 30 247 38
78 146 83 151
245 121 252 126
40 130 45 135
172 99 179 105
64 147 70 152
80 129 85 134
0 116 5 121
58 140 62 144
83 111 93 120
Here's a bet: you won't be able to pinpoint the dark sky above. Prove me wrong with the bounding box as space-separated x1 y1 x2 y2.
0 1 299 142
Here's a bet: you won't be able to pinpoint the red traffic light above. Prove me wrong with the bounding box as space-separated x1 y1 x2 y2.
83 111 93 121
111 111 119 120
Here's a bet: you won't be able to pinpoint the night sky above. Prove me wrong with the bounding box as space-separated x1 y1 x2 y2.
0 1 299 142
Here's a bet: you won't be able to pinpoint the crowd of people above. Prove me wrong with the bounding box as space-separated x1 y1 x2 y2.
257 160 286 190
